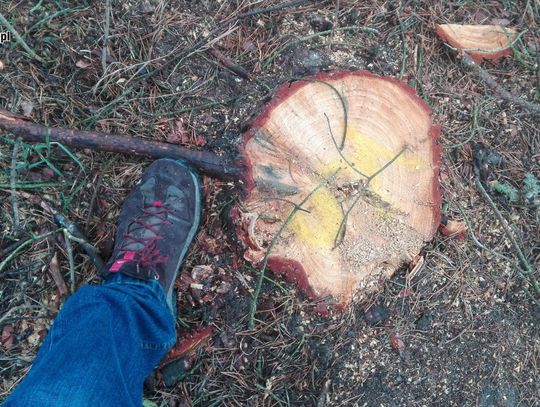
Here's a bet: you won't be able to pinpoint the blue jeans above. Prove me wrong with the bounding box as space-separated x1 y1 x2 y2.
3 274 176 407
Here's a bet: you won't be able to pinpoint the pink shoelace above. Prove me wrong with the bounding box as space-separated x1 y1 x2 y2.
110 201 173 272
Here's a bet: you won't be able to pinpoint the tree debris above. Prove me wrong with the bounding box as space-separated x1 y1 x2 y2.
435 24 519 63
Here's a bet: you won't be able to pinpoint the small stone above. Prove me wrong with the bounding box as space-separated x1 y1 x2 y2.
288 46 331 76
415 313 432 332
364 304 389 326
309 15 333 31
161 358 189 387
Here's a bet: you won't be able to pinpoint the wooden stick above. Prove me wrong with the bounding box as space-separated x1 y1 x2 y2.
460 52 540 116
0 110 240 179
208 48 250 80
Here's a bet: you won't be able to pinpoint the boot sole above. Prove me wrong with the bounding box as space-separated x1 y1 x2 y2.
161 158 202 313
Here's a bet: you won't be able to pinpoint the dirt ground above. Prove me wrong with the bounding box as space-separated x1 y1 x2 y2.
1 0 539 406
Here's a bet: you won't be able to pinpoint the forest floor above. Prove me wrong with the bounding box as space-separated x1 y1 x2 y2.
0 1 539 406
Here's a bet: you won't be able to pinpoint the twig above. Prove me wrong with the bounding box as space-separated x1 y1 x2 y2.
394 10 408 80
0 109 239 179
323 113 367 178
102 0 111 74
63 229 76 293
0 12 44 62
0 236 28 259
333 190 364 249
0 229 60 274
307 80 348 150
319 81 409 248
0 182 65 189
459 51 540 116
49 252 68 297
54 213 104 271
366 145 408 185
208 48 250 80
247 170 341 329
332 146 408 248
10 137 21 235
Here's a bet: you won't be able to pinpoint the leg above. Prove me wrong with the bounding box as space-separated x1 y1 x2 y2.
3 159 201 406
4 274 175 407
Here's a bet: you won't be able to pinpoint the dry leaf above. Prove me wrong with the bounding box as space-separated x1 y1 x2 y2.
20 100 34 117
390 333 405 351
191 265 213 282
0 60 4 71
168 120 190 145
398 288 415 298
76 59 92 68
216 281 231 294
49 253 68 297
1 325 14 349
439 219 467 240
161 326 214 366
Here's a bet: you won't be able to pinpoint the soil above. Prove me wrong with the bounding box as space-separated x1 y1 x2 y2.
0 1 539 406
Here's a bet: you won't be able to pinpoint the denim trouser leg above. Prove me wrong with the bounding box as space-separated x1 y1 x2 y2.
3 274 176 407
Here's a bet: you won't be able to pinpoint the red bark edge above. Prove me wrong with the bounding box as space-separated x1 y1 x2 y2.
160 326 214 367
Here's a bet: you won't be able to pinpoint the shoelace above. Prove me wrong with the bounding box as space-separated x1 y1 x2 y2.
119 201 173 269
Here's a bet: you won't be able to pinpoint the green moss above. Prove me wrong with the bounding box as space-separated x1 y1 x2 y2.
493 182 519 202
523 173 540 202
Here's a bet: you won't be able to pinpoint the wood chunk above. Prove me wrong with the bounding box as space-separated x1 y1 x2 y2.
435 24 518 63
235 71 441 304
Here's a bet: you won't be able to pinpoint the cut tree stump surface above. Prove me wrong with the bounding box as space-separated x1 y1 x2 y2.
236 71 441 303
435 24 518 63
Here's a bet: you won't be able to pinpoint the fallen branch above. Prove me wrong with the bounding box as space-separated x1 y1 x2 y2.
460 52 540 116
0 110 240 179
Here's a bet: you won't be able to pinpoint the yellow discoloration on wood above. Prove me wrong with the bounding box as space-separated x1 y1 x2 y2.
288 187 342 249
320 127 425 196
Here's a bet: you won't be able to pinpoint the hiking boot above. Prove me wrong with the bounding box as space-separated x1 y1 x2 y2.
101 159 201 311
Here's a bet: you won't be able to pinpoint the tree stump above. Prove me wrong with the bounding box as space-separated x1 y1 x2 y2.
435 24 518 63
236 71 441 304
